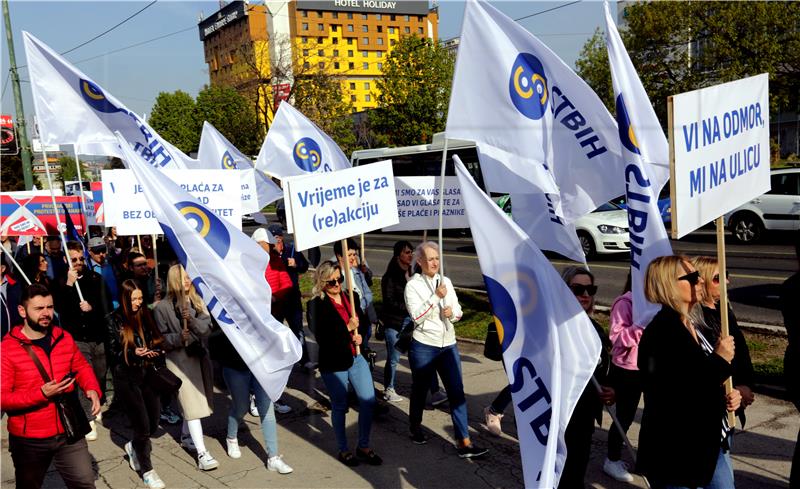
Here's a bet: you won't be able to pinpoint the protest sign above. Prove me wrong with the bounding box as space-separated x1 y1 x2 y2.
284 160 398 251
669 74 770 238
91 181 104 224
382 176 467 231
0 194 86 235
64 180 97 227
102 169 242 235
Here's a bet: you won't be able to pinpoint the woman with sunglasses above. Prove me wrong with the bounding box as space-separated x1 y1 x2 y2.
638 255 740 489
558 266 614 489
690 257 755 421
306 261 382 467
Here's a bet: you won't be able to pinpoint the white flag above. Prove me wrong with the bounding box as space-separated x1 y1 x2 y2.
454 155 601 488
255 102 351 178
447 0 627 223
115 134 301 401
197 121 283 210
604 1 673 327
23 31 192 169
510 193 586 264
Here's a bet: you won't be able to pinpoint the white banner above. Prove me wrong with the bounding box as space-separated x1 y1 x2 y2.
671 74 770 238
284 160 398 251
102 169 242 235
383 176 467 231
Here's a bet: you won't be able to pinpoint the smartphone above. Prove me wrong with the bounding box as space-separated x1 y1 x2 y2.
60 371 77 382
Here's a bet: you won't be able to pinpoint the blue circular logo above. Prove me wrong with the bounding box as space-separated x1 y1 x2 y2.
175 201 231 258
221 151 237 170
293 137 322 172
508 53 549 120
615 94 640 155
483 275 518 353
79 79 120 114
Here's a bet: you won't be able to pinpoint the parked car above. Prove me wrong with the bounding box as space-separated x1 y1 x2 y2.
614 183 672 226
724 167 800 243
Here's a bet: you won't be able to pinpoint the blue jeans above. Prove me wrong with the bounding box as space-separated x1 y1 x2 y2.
223 367 278 455
383 318 411 390
320 355 375 452
408 340 469 440
654 448 735 489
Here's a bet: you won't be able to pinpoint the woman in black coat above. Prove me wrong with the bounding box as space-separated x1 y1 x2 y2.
638 255 739 488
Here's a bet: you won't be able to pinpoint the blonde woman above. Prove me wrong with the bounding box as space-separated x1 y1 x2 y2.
637 255 739 488
154 265 218 471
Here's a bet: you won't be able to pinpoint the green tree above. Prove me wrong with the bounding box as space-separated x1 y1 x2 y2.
575 29 613 113
56 156 91 186
148 90 200 154
104 157 125 170
372 36 455 147
576 2 800 125
292 72 357 155
0 154 26 191
195 85 260 156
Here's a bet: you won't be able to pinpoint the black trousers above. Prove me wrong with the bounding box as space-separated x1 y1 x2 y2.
558 391 598 489
115 368 161 473
792 426 799 489
607 364 642 461
9 434 95 489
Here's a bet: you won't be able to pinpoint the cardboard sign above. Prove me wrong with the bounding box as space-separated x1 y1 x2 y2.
284 160 398 251
383 176 468 231
102 169 242 235
670 74 770 238
0 194 86 236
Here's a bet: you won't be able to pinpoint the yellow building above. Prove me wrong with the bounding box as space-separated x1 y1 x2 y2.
199 0 439 115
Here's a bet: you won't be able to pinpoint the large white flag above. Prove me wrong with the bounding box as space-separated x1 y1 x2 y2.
510 192 586 264
23 31 191 169
447 0 627 223
197 121 283 210
255 102 351 178
604 1 673 327
115 134 301 401
454 155 601 488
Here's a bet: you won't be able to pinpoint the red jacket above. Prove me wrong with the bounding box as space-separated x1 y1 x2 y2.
265 251 293 317
1 325 101 438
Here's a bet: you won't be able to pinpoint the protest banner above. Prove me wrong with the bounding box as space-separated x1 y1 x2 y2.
0 194 86 235
383 176 467 232
91 181 104 224
102 169 242 235
283 160 398 251
64 180 97 227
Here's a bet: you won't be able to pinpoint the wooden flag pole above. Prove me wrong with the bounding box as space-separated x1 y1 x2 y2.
340 238 360 356
716 216 736 428
359 233 365 265
39 238 43 254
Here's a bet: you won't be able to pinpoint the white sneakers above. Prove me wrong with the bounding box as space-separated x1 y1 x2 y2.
197 451 220 471
226 438 241 459
124 441 140 472
142 470 165 489
483 407 503 436
249 396 259 417
267 455 294 474
85 421 98 441
179 434 196 452
273 401 292 414
383 388 404 403
603 458 635 482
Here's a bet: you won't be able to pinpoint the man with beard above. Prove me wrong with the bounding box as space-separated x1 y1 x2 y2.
1 283 101 489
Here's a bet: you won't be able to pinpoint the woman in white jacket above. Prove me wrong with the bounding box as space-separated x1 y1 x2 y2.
403 242 488 458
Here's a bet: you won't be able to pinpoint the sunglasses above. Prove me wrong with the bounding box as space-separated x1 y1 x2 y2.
678 270 701 285
712 271 730 284
70 257 85 263
570 284 597 296
325 276 345 287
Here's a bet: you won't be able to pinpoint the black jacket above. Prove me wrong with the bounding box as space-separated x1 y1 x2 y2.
637 306 732 487
56 270 113 343
782 272 800 410
380 259 412 329
306 292 364 373
105 309 164 378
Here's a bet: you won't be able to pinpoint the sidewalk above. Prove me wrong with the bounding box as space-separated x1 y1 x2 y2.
2 339 796 488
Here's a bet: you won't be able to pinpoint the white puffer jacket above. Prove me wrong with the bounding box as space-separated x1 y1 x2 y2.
403 273 462 348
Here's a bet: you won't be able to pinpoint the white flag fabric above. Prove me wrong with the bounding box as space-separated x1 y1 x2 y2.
115 134 301 401
255 102 351 178
23 31 191 169
197 121 283 209
604 1 673 327
510 192 586 264
454 155 601 488
447 0 627 223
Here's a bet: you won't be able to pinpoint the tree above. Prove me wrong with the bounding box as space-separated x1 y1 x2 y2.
148 90 200 154
56 156 91 186
574 29 613 113
195 85 260 156
575 2 800 126
0 154 26 191
372 36 455 147
105 157 125 170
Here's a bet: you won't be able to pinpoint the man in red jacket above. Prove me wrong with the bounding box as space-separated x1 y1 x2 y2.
1 283 101 489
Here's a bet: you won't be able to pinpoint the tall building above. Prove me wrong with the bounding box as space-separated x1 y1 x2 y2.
199 0 439 117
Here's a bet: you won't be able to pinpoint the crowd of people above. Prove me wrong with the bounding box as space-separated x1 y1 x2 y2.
0 227 797 489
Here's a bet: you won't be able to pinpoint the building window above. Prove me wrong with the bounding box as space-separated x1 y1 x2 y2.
317 23 324 31
377 26 383 33
365 94 371 102
418 16 424 22
388 27 395 34
302 23 308 30
362 25 368 32
390 39 396 46
332 37 339 44
376 38 383 45
418 27 423 34
350 82 356 89
318 36 323 43
377 50 383 57
333 49 339 56
351 95 357 101
363 62 368 69
334 62 340 69
404 26 410 33
347 12 353 19
377 62 383 70
362 37 368 45
364 82 370 89
332 12 338 19
349 62 354 69
361 13 368 20
348 50 354 56
390 14 396 21
347 37 353 45
301 11 308 17
302 36 308 43
404 15 410 21
317 11 323 18
331 25 338 32
376 14 382 20
347 24 354 32
361 50 368 57
304 61 310 68
318 62 325 69
318 49 324 56
303 49 309 56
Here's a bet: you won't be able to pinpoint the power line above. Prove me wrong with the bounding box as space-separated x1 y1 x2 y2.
514 0 582 22
72 25 196 65
59 0 159 56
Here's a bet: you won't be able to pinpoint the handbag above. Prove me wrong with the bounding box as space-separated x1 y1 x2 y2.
483 321 503 361
20 343 91 444
146 364 182 396
394 322 416 354
374 319 386 341
184 340 207 358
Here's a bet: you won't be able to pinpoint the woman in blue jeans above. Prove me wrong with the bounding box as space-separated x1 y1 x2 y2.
380 240 414 402
208 329 294 474
307 261 382 467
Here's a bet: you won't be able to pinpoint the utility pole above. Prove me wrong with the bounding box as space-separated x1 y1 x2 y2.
3 0 34 189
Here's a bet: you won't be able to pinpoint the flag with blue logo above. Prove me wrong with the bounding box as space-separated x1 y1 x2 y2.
114 133 302 401
255 102 351 178
197 121 283 211
454 155 601 488
23 31 192 169
604 1 673 327
447 0 628 223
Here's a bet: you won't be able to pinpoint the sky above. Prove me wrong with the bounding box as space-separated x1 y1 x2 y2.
0 0 614 140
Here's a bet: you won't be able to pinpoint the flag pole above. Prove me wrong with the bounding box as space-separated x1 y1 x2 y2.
72 144 88 232
359 233 365 265
26 241 30 254
0 246 31 285
42 146 84 302
152 234 158 269
716 217 735 428
39 238 43 254
136 234 142 252
340 238 360 356
436 139 449 276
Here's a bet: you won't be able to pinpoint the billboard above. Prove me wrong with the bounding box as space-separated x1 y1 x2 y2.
1 114 18 156
0 194 86 236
